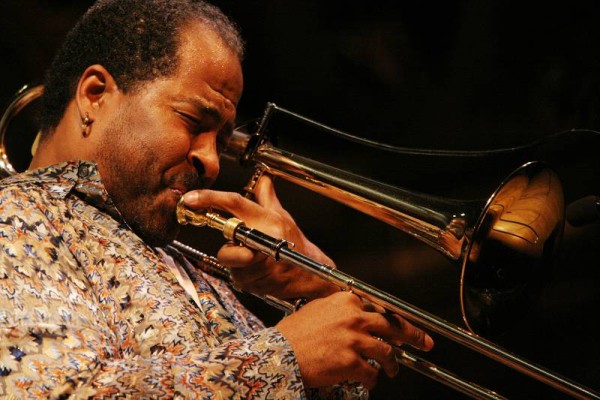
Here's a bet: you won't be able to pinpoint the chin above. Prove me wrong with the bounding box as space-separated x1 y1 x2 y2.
127 208 181 248
117 191 182 247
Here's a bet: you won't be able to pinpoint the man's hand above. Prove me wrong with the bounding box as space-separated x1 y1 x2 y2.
182 175 338 300
276 291 434 389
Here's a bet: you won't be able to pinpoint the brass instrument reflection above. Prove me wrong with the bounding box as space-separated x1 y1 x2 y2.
462 164 564 334
487 168 563 257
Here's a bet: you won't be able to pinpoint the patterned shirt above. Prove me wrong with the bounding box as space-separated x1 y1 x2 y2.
0 161 366 399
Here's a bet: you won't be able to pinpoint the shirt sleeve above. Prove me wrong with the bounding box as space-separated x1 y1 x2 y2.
0 219 305 399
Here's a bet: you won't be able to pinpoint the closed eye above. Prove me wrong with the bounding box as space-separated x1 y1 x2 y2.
174 108 233 155
175 111 203 134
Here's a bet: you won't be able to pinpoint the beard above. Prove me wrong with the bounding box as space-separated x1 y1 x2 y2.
93 117 202 247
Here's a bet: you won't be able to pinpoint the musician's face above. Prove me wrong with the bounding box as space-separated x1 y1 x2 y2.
94 22 243 246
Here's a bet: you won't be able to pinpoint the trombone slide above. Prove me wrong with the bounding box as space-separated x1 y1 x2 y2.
175 203 600 400
170 239 508 400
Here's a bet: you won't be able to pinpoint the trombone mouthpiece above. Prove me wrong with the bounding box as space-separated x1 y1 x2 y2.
176 197 210 227
175 197 243 241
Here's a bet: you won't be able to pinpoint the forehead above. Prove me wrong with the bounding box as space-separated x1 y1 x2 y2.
170 21 244 109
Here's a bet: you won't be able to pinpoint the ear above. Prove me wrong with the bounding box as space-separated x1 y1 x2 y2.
75 65 119 121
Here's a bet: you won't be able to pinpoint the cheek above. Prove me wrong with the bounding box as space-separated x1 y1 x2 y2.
134 116 188 154
163 135 191 157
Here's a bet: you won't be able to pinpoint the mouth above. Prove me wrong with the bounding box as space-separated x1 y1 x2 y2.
164 171 204 206
169 187 185 200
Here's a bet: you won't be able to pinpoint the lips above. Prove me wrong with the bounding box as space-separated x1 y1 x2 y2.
163 170 205 207
165 171 202 193
170 187 185 198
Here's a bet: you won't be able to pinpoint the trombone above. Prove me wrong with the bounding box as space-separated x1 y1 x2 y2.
2 85 599 399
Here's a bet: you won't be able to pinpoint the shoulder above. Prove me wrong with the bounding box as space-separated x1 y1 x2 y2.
0 161 82 217
0 167 72 240
0 173 54 211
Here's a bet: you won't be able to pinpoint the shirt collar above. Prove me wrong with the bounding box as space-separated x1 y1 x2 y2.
9 160 126 224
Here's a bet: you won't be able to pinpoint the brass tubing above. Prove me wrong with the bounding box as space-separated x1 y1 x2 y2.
252 146 474 260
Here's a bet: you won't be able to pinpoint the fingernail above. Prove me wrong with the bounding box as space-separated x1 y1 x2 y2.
183 191 198 204
424 334 434 350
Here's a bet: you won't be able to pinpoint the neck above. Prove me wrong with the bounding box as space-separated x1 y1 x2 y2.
29 104 92 171
29 133 60 170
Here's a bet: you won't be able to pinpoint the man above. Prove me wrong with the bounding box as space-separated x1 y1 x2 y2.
0 0 433 398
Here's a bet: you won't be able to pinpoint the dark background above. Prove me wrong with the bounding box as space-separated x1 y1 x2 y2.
1 1 599 399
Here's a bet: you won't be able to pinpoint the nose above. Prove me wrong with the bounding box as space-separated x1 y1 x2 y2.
188 132 220 186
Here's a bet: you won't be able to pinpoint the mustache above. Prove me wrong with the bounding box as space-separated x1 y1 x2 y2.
163 171 207 192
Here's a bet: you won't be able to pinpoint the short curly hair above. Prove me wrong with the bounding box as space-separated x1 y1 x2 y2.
39 0 244 135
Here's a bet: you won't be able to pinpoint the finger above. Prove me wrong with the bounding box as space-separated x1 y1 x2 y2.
360 297 387 314
182 189 264 220
357 337 399 379
253 174 284 210
387 314 434 351
364 312 434 352
217 242 264 268
345 356 380 390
